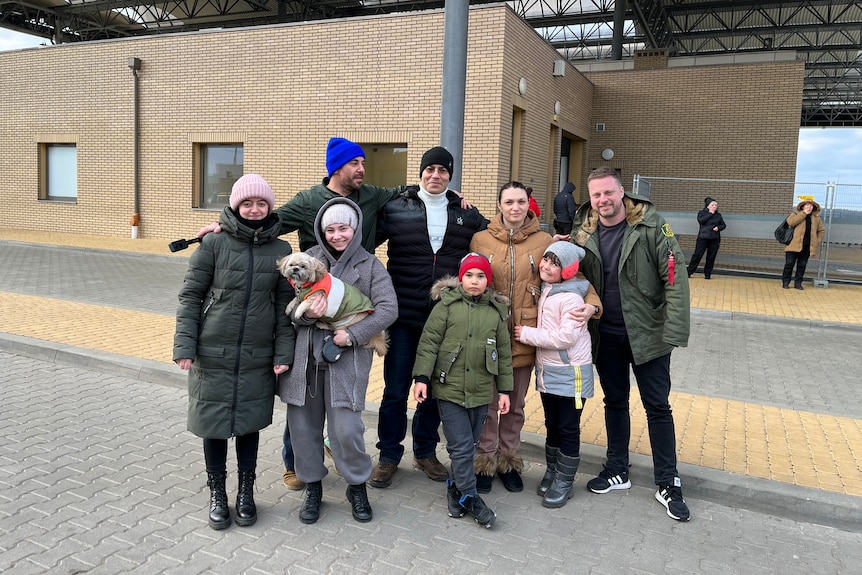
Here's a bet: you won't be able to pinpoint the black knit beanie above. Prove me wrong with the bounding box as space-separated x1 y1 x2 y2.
419 146 455 178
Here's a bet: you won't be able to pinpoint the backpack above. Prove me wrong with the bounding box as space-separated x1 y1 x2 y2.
774 220 793 245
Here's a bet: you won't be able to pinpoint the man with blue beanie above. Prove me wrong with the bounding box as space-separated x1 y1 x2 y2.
274 137 405 252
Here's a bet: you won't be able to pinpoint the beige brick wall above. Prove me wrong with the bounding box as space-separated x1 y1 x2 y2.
584 60 804 259
0 4 804 266
0 6 594 240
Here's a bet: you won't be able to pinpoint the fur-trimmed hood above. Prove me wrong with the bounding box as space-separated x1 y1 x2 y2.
430 275 509 308
573 194 649 246
796 199 822 214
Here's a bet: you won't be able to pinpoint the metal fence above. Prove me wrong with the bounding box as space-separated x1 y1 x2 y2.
632 175 862 285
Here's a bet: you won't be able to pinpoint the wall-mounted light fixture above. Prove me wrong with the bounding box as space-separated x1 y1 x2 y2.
518 77 527 95
554 101 561 115
601 148 615 161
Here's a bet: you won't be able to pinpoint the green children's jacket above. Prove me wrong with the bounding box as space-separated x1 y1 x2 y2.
413 277 514 408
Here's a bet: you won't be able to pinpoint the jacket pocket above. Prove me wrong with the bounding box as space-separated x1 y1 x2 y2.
518 283 540 324
199 288 224 335
434 345 461 384
484 341 500 375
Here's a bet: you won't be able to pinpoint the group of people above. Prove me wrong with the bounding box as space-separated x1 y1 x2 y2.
684 194 825 289
174 138 700 533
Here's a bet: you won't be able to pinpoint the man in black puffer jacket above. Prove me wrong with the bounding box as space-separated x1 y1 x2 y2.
370 146 488 488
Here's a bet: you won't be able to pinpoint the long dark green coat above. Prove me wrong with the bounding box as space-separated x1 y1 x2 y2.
174 207 295 439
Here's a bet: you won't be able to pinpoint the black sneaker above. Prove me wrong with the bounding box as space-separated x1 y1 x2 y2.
655 484 691 522
459 493 496 528
446 479 464 518
587 467 631 494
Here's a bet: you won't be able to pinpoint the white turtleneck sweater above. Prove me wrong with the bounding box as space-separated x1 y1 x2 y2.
418 186 449 253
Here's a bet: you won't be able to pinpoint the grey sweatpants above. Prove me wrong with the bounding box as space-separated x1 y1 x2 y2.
287 368 372 486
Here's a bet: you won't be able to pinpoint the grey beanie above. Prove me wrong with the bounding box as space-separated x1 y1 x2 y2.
545 241 585 280
320 202 359 231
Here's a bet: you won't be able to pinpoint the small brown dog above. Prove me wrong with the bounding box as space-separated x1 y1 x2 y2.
277 252 388 356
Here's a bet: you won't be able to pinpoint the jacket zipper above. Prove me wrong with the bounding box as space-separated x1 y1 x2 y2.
231 237 256 435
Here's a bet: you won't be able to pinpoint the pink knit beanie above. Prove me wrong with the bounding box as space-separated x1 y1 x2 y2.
229 174 275 212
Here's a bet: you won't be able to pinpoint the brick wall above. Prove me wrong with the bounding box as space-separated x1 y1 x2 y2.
583 60 804 261
0 5 804 259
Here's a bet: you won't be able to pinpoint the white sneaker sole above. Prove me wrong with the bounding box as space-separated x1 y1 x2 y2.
588 478 631 494
654 490 691 521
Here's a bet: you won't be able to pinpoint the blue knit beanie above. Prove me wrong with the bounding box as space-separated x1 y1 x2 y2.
326 138 365 177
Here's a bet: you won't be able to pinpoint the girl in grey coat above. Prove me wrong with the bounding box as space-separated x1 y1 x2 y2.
174 174 295 530
278 197 397 524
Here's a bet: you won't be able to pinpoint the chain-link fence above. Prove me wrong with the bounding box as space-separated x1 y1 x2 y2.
631 176 862 285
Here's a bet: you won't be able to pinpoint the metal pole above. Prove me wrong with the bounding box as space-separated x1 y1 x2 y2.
611 0 626 60
440 0 469 191
128 58 142 238
814 182 836 288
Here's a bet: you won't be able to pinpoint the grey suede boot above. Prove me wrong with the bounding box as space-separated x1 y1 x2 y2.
537 445 559 496
542 452 579 509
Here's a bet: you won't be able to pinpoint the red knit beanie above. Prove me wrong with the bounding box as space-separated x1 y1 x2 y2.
458 252 493 284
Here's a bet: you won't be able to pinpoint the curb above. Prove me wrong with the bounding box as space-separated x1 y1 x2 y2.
1 331 860 533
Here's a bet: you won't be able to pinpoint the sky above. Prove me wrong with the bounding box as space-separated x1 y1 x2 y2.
2 28 861 188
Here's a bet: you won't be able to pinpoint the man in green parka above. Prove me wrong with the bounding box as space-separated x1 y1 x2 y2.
571 167 692 522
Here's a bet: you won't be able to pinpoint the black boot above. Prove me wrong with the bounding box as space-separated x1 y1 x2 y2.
446 479 464 518
537 445 558 496
542 452 579 509
235 470 257 527
206 472 231 530
795 281 804 290
346 483 373 523
299 481 323 524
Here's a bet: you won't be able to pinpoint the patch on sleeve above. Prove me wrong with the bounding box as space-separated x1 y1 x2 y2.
660 223 674 237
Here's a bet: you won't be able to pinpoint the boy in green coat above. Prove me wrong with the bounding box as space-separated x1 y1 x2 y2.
412 252 513 528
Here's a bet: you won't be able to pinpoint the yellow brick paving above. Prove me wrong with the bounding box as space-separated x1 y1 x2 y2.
1 229 860 498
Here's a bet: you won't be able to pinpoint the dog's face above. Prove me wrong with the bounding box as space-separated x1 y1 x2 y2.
277 252 328 287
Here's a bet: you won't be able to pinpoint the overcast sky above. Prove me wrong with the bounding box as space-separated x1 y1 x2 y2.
3 28 861 188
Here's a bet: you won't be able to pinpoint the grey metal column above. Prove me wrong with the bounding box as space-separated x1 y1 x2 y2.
440 0 469 190
612 0 626 60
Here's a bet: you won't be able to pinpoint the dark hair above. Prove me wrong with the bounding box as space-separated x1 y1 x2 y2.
587 166 622 186
498 181 528 202
543 252 562 267
525 186 533 197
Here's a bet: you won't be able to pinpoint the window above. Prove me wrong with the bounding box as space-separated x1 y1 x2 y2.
40 144 77 201
198 144 244 209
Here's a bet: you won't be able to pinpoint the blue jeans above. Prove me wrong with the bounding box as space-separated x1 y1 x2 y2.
376 325 441 464
281 407 295 471
595 331 680 486
437 399 487 495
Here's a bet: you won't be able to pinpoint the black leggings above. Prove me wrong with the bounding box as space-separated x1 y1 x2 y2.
203 432 259 474
540 392 584 456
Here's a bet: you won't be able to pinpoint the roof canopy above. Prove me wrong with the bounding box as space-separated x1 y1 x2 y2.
3 0 860 126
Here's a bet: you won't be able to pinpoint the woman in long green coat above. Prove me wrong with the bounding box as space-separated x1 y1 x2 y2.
174 174 295 530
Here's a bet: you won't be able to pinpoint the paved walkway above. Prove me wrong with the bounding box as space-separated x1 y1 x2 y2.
1 229 861 573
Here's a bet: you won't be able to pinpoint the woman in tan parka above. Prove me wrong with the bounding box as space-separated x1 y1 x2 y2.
469 181 600 493
782 200 826 289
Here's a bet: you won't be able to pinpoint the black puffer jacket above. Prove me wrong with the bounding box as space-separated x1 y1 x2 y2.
695 209 726 240
377 186 488 330
174 207 295 439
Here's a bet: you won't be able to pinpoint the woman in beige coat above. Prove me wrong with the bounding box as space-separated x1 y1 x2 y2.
782 200 826 290
469 182 600 493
